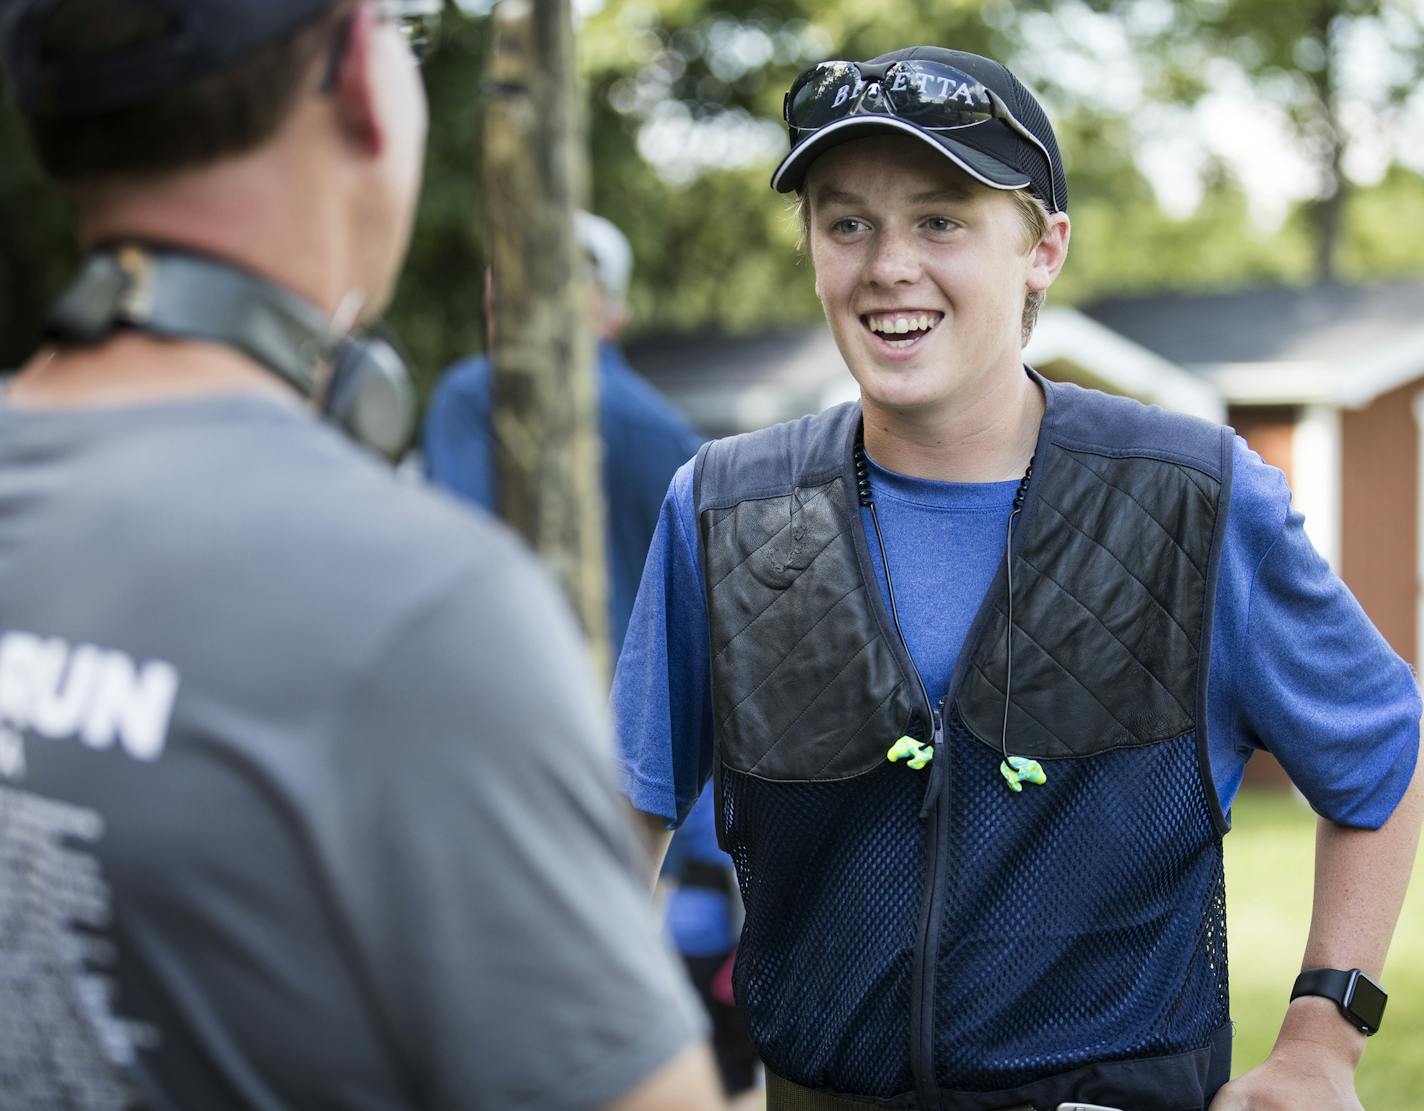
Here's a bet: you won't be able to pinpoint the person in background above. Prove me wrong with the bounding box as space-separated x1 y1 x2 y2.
0 1 724 1107
424 211 702 657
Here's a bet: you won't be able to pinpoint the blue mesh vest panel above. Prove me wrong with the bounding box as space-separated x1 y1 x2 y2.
695 381 1234 1108
930 717 1229 1093
721 762 926 1096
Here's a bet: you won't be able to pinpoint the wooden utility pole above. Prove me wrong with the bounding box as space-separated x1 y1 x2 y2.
481 0 610 683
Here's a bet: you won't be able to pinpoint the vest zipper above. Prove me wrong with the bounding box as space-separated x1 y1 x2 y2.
910 692 951 1110
918 706 945 821
856 435 950 1106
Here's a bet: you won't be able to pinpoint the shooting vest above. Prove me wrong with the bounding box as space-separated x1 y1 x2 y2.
694 376 1235 1110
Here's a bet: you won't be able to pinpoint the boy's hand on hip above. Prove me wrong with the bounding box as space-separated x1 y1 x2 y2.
1209 1036 1363 1110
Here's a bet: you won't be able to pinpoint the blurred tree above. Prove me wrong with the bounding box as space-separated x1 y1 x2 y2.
571 0 1424 341
482 0 610 681
0 109 79 370
383 11 493 392
1338 162 1424 280
1069 0 1424 281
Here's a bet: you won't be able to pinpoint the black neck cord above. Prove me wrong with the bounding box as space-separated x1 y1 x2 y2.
855 430 1035 784
855 442 914 653
1000 462 1034 771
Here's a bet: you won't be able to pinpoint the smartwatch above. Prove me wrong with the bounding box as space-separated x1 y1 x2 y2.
1290 967 1387 1035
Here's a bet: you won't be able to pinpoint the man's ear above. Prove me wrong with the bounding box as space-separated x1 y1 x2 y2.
1026 212 1071 293
331 4 386 157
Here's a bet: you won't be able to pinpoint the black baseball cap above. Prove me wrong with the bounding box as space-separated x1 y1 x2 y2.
0 0 341 119
771 46 1068 213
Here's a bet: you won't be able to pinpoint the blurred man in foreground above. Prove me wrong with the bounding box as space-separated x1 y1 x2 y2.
0 1 721 1107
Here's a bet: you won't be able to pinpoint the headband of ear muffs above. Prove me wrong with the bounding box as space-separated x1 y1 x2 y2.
44 244 415 459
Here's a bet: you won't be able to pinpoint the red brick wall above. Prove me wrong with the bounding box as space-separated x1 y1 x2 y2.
1341 381 1419 668
1228 406 1296 485
1227 407 1300 790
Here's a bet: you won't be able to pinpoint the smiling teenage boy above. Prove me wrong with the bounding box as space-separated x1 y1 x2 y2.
612 44 1423 1111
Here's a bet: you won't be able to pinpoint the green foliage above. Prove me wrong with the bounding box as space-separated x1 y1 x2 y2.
1226 789 1424 1106
1338 164 1424 281
385 13 492 396
616 166 822 333
1056 183 1318 305
1066 0 1424 278
0 106 78 369
2 0 1423 393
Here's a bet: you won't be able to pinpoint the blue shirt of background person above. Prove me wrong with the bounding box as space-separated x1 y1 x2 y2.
422 212 703 658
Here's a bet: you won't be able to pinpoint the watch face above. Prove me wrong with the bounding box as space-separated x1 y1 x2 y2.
1347 970 1388 1033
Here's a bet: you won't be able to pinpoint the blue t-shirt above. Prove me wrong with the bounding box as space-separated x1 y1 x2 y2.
613 426 1421 832
424 341 704 657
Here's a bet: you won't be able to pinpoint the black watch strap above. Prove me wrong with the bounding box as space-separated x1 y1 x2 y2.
1291 967 1387 1035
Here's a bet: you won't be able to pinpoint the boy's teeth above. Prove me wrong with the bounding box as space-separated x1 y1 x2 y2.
869 313 936 334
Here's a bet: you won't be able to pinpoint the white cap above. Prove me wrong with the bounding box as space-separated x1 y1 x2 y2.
575 211 633 305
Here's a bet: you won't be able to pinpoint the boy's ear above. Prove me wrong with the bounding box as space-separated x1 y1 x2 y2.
1027 212 1071 293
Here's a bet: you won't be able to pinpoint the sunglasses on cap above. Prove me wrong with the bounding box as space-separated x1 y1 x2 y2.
783 59 1060 213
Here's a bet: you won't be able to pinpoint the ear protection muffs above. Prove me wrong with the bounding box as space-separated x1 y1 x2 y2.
323 333 417 459
43 244 416 459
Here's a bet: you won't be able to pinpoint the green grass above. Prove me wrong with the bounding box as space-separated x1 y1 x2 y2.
1225 789 1424 1106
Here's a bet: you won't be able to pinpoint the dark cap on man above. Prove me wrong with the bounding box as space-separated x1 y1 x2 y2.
772 45 1068 214
0 0 339 119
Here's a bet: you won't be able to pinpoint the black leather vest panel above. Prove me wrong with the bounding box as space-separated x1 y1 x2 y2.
957 444 1222 758
701 477 922 779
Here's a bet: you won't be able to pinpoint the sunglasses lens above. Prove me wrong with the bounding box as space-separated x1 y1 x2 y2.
785 60 1000 133
882 63 995 127
786 62 866 131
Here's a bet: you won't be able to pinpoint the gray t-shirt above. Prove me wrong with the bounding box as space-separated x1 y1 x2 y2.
0 394 702 1110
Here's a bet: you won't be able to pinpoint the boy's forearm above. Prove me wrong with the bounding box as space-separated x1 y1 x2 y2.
1274 748 1423 1059
1212 746 1421 1108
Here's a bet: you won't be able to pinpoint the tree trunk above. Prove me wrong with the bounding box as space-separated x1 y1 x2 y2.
1311 0 1347 283
481 0 610 683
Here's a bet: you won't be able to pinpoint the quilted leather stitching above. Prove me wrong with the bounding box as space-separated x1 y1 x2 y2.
813 682 908 778
1032 497 1199 651
747 636 879 775
704 484 834 594
712 520 850 660
717 579 867 727
966 656 1059 740
1001 620 1143 747
1178 463 1219 505
1017 551 1195 720
1057 451 1209 580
